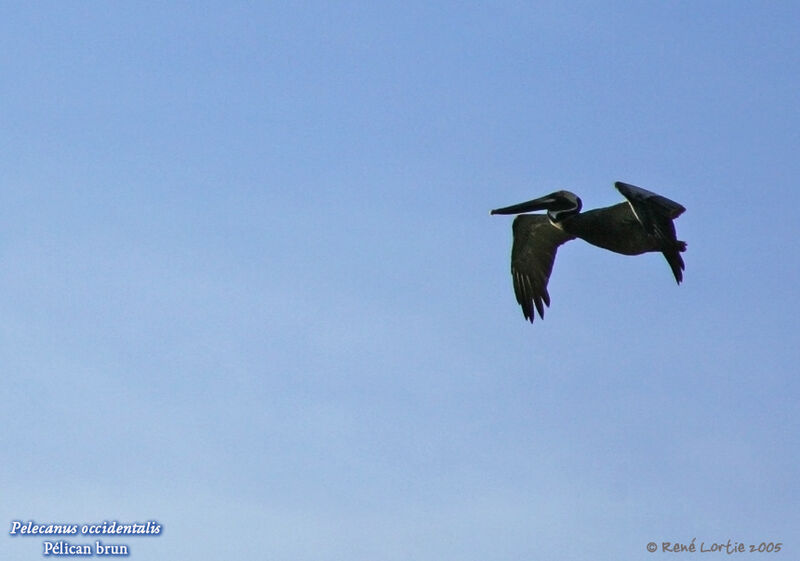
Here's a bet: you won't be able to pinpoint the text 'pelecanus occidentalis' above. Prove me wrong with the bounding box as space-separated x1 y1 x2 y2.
491 181 687 323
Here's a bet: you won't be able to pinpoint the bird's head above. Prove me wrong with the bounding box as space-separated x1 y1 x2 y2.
491 190 582 222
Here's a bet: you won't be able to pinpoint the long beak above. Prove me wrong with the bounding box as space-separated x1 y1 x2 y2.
490 195 555 215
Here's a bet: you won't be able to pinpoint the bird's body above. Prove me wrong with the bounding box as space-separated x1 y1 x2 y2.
561 203 656 254
492 181 686 323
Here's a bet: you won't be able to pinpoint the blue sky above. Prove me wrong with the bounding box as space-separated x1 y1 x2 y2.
2 2 798 559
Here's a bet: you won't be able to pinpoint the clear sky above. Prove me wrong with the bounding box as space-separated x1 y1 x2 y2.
2 2 798 560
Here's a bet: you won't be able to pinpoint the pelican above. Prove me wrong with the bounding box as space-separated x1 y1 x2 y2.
491 181 686 322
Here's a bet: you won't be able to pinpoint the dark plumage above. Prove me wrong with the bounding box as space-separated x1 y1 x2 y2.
492 181 687 323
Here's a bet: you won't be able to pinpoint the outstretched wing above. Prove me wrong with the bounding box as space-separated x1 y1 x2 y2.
510 214 575 322
615 181 687 283
615 181 685 240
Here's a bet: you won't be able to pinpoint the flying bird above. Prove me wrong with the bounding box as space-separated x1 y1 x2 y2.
491 181 686 323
